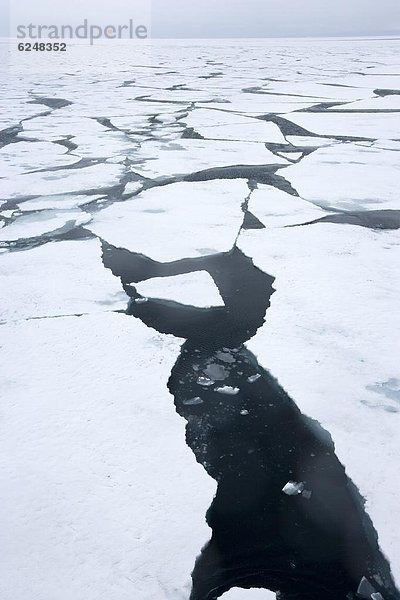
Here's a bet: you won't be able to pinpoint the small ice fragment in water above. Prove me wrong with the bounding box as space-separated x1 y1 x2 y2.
302 489 312 500
134 297 148 304
357 577 378 598
240 409 249 416
183 397 204 406
282 481 305 496
197 376 215 387
248 374 261 383
215 386 240 396
204 363 229 381
216 351 235 364
371 594 384 600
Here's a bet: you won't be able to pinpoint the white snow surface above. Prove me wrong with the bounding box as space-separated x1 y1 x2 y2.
130 139 287 179
88 180 248 262
135 271 224 308
0 210 91 242
0 240 128 322
221 588 276 599
0 314 216 600
282 143 400 211
247 185 327 228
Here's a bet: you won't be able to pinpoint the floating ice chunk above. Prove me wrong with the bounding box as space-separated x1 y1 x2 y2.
183 397 204 406
248 374 261 384
221 587 276 599
215 386 240 396
18 194 105 212
371 594 385 600
134 272 224 308
0 210 91 242
247 185 326 228
357 577 377 598
240 410 250 416
204 363 229 381
123 181 143 196
134 297 149 305
197 377 215 387
282 481 305 496
216 351 236 364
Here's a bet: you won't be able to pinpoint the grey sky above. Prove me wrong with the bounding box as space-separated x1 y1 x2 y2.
2 0 400 38
152 0 400 38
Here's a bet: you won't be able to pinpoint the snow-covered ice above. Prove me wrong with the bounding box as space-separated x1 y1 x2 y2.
1 35 400 598
247 185 327 228
134 271 224 308
0 240 128 321
0 210 91 242
129 139 287 179
0 314 216 600
221 588 276 599
282 143 400 211
89 180 248 262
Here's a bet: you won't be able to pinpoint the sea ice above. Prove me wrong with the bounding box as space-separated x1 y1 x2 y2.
215 386 240 396
129 139 287 179
221 587 276 599
88 180 248 262
134 271 224 308
0 314 216 600
282 143 400 211
0 239 128 321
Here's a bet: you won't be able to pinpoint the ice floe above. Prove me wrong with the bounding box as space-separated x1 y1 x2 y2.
0 314 215 600
247 185 327 227
282 143 400 211
0 239 128 321
89 180 248 262
134 271 224 308
129 139 287 179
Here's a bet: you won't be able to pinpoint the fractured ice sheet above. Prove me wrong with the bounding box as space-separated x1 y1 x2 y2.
0 239 128 321
17 194 105 212
247 185 327 228
0 141 79 176
239 224 400 582
19 114 108 142
0 210 90 242
0 314 216 600
129 138 287 178
281 112 400 140
282 143 400 210
182 109 286 143
197 95 319 115
88 180 248 262
327 95 400 111
134 271 224 308
286 136 340 148
0 163 124 201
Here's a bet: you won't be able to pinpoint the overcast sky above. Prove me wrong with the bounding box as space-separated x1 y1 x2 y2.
2 0 400 38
